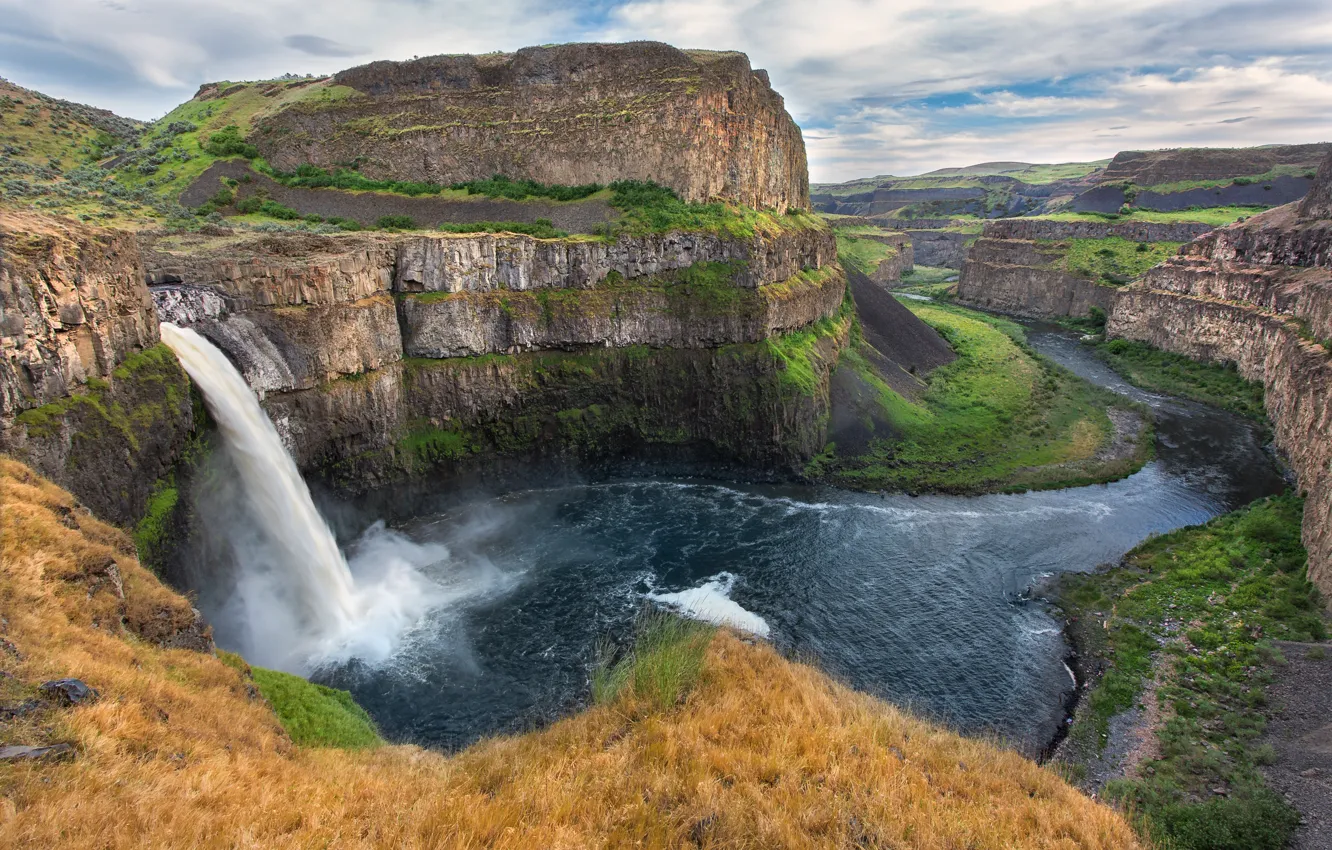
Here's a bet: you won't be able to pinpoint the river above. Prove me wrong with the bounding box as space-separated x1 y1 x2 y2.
306 322 1285 755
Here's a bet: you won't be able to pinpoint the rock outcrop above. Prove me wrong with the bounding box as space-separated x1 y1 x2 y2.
250 43 809 212
1109 187 1332 599
863 233 914 284
900 224 973 270
0 212 192 524
957 219 1215 319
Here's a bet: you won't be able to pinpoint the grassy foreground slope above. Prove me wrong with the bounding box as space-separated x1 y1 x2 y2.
0 457 1140 848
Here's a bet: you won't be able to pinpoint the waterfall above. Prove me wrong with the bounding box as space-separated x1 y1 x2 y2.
161 323 439 672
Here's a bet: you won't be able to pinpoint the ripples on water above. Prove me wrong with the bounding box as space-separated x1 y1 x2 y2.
310 326 1286 755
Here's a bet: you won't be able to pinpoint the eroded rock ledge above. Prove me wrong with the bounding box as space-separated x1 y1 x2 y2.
0 212 192 524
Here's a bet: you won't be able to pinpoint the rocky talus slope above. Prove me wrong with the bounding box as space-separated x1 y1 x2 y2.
0 211 191 523
249 42 809 211
958 219 1215 319
1109 172 1332 598
146 224 848 487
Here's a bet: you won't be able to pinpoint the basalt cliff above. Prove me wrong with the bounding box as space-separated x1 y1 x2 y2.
145 222 847 490
1109 161 1332 598
248 42 808 212
957 219 1215 319
0 43 941 526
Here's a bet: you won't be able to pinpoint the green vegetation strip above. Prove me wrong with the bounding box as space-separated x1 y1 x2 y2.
819 302 1149 493
1045 237 1183 287
1055 495 1325 850
1095 338 1267 422
15 344 186 447
899 265 957 286
1033 208 1261 227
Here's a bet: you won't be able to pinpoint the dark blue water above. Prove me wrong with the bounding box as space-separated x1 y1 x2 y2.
317 324 1284 755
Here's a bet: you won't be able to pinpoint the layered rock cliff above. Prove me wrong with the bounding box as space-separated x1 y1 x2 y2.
0 212 192 524
1098 145 1330 188
148 224 847 486
1109 161 1332 598
249 43 809 212
957 219 1215 319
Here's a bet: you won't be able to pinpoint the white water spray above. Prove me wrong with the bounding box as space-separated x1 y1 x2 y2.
161 323 439 672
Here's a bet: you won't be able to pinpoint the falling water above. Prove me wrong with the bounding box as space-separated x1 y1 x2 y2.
160 323 439 672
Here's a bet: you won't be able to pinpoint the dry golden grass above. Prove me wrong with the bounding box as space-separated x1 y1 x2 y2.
0 458 1143 848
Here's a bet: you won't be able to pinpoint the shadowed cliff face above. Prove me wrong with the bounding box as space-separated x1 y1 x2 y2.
251 42 809 212
1109 170 1332 601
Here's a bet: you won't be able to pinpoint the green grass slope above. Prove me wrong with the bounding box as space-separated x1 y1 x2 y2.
1055 495 1326 850
816 301 1150 493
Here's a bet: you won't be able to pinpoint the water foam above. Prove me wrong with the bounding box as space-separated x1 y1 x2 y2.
646 572 771 637
161 324 442 673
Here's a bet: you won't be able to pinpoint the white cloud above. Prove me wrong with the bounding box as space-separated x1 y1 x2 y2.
808 61 1332 180
944 92 1121 119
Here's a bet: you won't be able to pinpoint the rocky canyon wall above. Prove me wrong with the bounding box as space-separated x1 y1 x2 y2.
0 212 192 524
957 219 1215 319
148 224 846 487
1109 188 1332 599
251 43 809 212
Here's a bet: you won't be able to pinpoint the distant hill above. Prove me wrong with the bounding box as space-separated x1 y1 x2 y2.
813 145 1331 220
811 159 1105 218
0 78 174 226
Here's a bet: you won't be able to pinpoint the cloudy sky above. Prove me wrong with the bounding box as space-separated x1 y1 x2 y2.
3 0 1330 182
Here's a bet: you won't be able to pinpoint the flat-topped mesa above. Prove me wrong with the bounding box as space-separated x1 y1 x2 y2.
1098 143 1332 187
252 42 810 212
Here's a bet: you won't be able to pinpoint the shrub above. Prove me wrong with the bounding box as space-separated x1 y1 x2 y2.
452 173 602 202
234 195 301 220
249 666 383 749
326 216 362 231
592 611 714 711
202 125 259 159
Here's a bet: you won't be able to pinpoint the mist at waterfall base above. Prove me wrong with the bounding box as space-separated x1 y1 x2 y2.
161 323 469 673
166 322 1285 755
